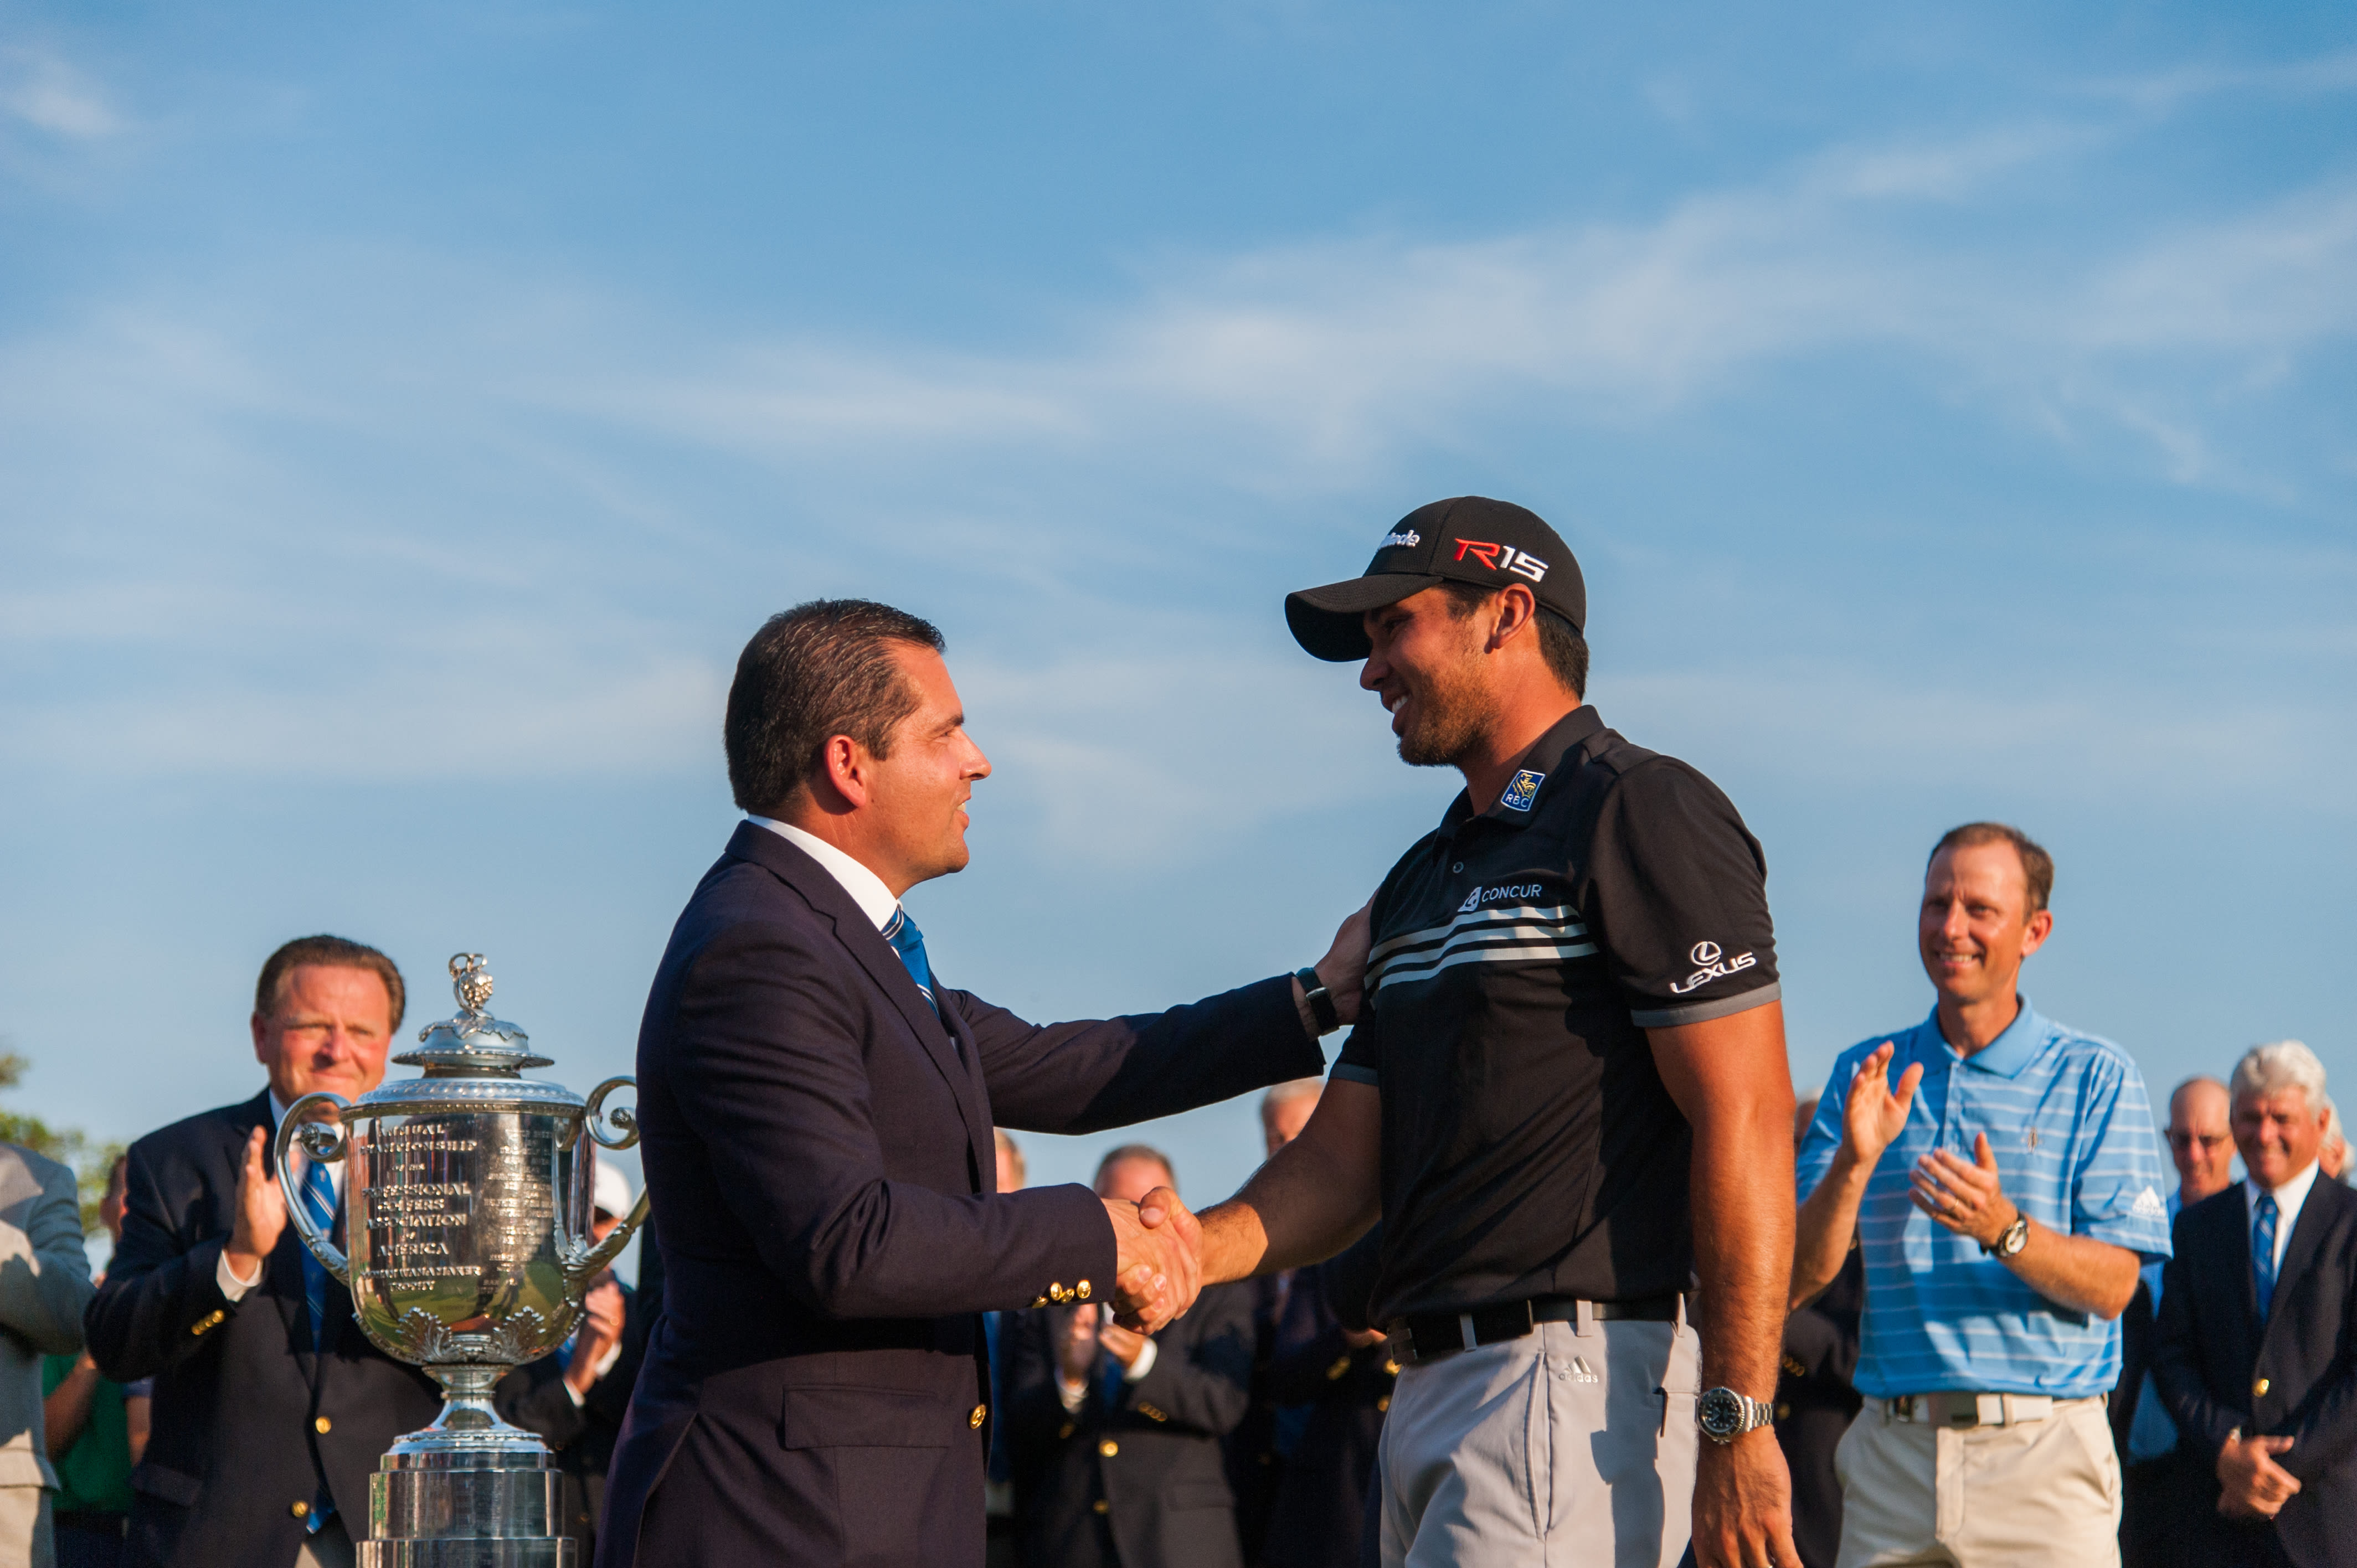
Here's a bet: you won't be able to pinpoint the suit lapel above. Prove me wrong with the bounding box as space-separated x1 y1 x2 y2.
2265 1174 2349 1347
725 824 994 1178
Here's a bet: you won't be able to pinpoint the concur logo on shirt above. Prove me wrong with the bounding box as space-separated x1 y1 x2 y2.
1499 770 1545 812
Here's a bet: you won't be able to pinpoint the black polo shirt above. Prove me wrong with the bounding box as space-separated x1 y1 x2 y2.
1332 705 1779 1323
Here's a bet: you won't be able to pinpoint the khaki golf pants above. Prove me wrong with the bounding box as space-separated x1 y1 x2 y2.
1835 1395 2121 1567
1377 1312 1701 1568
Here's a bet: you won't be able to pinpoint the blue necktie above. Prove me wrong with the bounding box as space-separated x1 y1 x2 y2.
295 1157 339 1533
2253 1191 2279 1322
297 1159 338 1349
882 906 940 1019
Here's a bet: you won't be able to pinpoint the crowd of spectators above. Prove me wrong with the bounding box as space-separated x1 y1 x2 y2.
0 830 2346 1568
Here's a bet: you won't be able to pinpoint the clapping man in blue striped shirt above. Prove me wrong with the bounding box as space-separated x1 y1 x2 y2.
1790 822 2173 1568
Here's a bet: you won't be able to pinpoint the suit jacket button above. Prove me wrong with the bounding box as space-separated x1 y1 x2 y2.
1377 1396 1391 1413
1093 1499 1110 1514
2254 1378 2271 1397
290 1502 310 1519
314 1416 331 1433
1059 1422 1075 1440
969 1405 987 1429
1074 1281 1091 1301
1098 1439 1118 1458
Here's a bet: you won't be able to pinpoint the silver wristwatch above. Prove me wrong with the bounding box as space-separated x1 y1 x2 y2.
1696 1386 1774 1445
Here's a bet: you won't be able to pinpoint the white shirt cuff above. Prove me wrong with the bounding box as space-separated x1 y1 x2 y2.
1058 1378 1087 1414
564 1379 586 1407
216 1249 263 1302
1123 1339 1158 1383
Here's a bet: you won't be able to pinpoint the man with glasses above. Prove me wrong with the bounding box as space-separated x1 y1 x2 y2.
2114 1077 2234 1566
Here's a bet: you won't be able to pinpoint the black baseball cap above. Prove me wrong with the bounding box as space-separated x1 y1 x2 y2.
1285 496 1587 662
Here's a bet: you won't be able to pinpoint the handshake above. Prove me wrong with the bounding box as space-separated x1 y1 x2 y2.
1100 1187 1207 1333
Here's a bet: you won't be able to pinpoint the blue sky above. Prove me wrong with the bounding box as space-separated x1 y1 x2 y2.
3 2 2354 1218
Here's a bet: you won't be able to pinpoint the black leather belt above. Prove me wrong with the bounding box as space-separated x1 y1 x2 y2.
1387 1292 1681 1363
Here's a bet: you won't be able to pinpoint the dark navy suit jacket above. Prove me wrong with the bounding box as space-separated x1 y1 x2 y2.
1005 1282 1258 1568
1257 1250 1396 1568
86 1091 443 1567
597 823 1324 1567
2153 1175 2357 1568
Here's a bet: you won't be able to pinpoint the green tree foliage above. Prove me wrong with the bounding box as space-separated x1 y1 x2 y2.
0 1050 123 1237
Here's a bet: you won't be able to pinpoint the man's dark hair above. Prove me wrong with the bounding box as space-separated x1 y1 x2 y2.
1440 581 1589 696
1094 1143 1176 1188
255 936 407 1031
724 600 948 816
1929 822 2055 915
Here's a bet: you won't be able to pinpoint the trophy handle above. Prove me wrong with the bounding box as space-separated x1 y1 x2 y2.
274 1092 353 1289
565 1076 651 1293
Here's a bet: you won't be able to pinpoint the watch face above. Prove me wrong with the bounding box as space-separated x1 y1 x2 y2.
1697 1387 1743 1437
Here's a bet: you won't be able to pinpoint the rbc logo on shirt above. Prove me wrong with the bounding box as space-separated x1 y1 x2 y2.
1500 770 1545 812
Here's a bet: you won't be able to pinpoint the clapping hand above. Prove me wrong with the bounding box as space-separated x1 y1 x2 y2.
1104 1185 1202 1332
1840 1042 1922 1167
1912 1132 2019 1250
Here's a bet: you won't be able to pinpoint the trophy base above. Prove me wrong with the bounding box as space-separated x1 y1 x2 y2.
361 1453 575 1568
359 1366 578 1567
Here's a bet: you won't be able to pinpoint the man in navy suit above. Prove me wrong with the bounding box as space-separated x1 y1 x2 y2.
599 599 1366 1568
1006 1146 1258 1568
87 936 443 1568
2154 1040 2357 1568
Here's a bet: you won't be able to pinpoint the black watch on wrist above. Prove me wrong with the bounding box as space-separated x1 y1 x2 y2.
1982 1211 2029 1259
1294 968 1340 1034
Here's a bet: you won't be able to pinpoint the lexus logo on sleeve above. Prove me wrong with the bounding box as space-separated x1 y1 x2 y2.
1669 938 1756 994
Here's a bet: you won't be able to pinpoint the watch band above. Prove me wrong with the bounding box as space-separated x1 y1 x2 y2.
1294 968 1340 1034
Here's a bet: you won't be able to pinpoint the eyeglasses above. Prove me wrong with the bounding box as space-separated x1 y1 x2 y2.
2166 1131 2231 1152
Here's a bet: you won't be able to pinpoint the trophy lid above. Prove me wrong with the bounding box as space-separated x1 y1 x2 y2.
396 953 556 1075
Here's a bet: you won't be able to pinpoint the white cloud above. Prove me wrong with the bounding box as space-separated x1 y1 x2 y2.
0 48 124 140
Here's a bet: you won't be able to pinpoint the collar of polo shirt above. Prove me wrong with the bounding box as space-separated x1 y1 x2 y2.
1437 707 1605 835
1937 997 2047 1076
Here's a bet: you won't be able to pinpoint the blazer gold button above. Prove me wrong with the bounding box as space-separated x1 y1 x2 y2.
2255 1378 2271 1397
1327 1356 1351 1381
315 1417 332 1434
1377 1396 1391 1413
290 1501 310 1519
1093 1499 1110 1514
969 1405 986 1429
1098 1439 1119 1458
1074 1281 1091 1301
1383 1360 1400 1376
1059 1422 1075 1440
1031 1296 1049 1309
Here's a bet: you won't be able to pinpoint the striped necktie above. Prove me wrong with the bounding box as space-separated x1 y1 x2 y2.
882 906 940 1019
297 1158 338 1347
2253 1191 2279 1321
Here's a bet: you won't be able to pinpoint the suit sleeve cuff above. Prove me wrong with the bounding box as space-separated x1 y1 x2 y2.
1122 1338 1158 1383
214 1244 260 1303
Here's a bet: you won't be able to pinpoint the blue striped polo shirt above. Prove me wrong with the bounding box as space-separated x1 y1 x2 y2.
1796 999 2172 1399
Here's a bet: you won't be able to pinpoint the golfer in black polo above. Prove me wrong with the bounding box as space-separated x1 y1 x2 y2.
1189 498 1802 1568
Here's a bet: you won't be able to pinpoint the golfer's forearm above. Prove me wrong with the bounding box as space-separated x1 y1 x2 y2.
1692 1117 1794 1399
1792 1152 1871 1311
2007 1227 2137 1319
1200 1139 1378 1285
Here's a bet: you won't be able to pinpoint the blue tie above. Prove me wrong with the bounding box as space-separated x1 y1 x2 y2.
295 1157 339 1533
298 1159 338 1349
882 906 940 1019
2253 1191 2279 1322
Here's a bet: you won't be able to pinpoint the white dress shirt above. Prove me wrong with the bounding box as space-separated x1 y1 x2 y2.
748 816 898 931
2245 1156 2323 1276
218 1091 348 1301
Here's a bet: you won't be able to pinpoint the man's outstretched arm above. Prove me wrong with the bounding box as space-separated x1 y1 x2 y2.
1194 1078 1383 1287
1650 999 1802 1568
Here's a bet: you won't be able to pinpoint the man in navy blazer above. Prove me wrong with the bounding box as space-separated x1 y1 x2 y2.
599 600 1366 1568
87 936 443 1568
2154 1041 2357 1568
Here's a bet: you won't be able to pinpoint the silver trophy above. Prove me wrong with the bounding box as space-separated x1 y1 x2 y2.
278 953 651 1566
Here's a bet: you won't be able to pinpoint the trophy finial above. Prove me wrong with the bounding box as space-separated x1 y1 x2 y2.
450 953 493 1015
